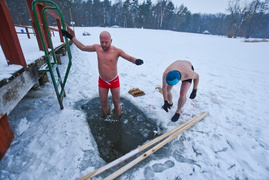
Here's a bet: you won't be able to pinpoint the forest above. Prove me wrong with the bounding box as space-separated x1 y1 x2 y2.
6 0 269 38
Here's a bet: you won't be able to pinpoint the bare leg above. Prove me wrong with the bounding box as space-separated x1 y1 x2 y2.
176 82 191 114
99 87 109 117
110 87 121 119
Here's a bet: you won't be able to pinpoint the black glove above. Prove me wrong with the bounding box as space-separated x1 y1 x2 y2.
171 113 180 122
162 101 173 112
135 59 143 65
61 29 73 40
190 89 197 99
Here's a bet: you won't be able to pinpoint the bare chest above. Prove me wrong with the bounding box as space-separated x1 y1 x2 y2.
96 49 119 66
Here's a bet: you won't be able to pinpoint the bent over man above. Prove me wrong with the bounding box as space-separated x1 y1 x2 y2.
162 60 199 122
62 30 143 119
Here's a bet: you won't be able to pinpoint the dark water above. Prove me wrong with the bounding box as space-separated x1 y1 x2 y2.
76 97 157 163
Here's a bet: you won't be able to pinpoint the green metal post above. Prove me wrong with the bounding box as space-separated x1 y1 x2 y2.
32 0 72 109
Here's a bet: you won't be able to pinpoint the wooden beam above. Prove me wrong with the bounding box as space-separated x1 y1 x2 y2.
0 65 38 115
104 112 209 180
57 18 64 42
0 0 26 67
26 0 48 51
0 114 14 161
79 115 199 180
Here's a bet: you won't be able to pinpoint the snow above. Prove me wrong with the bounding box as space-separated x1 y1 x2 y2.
0 27 62 81
15 118 30 136
1 27 269 179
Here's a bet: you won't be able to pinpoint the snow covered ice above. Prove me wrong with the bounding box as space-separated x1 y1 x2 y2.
0 27 269 179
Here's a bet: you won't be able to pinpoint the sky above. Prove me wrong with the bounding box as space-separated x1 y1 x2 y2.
170 0 230 14
146 0 230 14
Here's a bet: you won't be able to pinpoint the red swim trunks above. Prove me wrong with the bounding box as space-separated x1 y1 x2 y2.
98 75 120 89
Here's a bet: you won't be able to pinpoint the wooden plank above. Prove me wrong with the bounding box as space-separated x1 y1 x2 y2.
0 42 67 116
0 68 37 115
79 113 202 180
104 112 209 180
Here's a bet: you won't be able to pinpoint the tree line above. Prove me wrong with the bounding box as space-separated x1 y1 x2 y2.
7 0 269 38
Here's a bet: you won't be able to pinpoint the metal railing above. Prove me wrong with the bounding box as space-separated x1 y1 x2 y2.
32 0 72 109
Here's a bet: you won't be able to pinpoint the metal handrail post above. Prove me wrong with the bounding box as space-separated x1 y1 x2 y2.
32 0 72 109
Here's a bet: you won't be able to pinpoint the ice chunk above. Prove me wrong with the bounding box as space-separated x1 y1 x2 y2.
16 117 30 136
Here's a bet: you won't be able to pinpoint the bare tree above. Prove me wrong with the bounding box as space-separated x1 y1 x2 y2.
227 0 268 38
227 0 249 37
155 0 170 28
244 0 268 38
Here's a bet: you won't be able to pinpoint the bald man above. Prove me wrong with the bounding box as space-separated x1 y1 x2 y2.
162 60 199 122
62 30 143 119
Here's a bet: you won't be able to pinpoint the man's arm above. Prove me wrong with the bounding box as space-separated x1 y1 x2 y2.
61 29 95 52
190 72 199 99
118 49 143 65
72 37 96 52
192 72 199 90
162 74 168 101
162 73 173 112
118 49 136 63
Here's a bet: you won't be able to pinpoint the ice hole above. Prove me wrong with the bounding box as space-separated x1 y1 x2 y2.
78 97 158 163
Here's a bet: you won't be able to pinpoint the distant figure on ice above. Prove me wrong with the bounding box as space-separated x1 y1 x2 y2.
162 60 199 122
62 30 143 119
